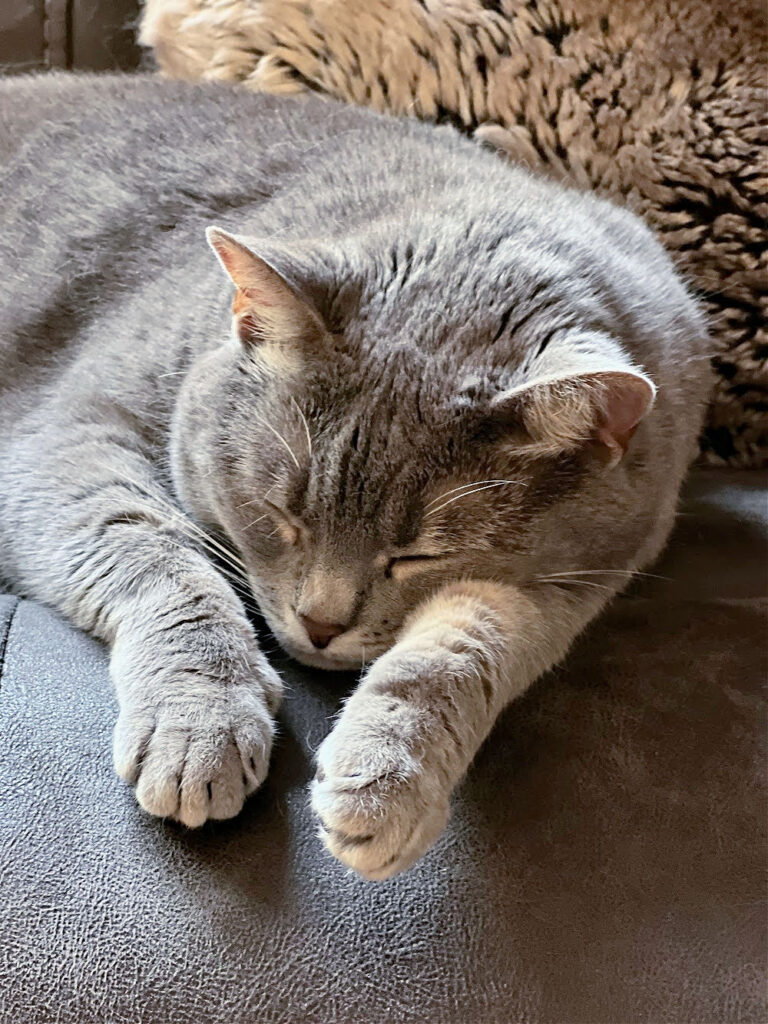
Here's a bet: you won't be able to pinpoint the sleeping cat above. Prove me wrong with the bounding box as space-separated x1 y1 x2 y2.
0 74 710 880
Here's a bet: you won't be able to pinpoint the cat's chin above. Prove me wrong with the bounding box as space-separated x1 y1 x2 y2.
279 640 363 672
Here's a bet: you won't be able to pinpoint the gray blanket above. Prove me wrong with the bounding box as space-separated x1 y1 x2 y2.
1 468 766 1023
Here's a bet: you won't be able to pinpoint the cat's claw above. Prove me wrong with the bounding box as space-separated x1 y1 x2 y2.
113 681 276 827
310 695 450 880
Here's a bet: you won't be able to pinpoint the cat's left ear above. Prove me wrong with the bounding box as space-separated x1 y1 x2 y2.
206 226 322 348
489 366 656 467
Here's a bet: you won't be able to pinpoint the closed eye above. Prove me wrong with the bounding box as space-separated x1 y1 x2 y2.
385 553 449 579
264 499 305 546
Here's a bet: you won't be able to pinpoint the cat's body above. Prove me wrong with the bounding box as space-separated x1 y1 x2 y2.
0 74 710 878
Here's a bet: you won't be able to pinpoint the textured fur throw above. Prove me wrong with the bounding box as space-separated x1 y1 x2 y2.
140 0 767 467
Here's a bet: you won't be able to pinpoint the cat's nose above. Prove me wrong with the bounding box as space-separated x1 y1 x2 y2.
299 614 346 650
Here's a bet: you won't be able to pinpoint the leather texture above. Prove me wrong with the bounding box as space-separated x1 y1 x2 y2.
0 0 141 73
1 468 766 1023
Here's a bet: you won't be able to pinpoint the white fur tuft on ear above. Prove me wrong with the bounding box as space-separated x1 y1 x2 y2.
491 368 656 466
206 226 320 347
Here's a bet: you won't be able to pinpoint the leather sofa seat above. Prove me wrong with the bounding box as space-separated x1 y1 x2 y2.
1 468 765 1022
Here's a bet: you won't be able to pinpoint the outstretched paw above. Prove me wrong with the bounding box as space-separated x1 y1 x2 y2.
311 695 450 880
114 679 276 827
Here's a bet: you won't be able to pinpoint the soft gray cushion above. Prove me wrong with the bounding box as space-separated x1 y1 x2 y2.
1 469 766 1023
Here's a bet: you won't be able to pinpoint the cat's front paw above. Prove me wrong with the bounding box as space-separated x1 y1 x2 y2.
113 677 277 827
311 695 450 880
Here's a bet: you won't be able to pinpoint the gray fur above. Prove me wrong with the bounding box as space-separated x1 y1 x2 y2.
0 74 711 877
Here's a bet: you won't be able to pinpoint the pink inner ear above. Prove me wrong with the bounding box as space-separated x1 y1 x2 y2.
233 287 273 313
209 230 270 300
209 234 249 283
594 375 654 459
214 245 236 274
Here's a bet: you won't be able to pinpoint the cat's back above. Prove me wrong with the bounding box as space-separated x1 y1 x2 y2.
0 75 710 440
0 77 351 399
0 73 694 304
0 75 476 390
0 72 347 170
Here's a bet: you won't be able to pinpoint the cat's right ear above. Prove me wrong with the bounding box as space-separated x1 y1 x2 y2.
206 226 322 348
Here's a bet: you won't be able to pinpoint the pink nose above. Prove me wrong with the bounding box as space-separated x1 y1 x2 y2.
299 615 346 650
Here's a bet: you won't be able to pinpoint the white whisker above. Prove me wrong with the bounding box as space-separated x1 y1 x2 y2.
534 576 615 592
425 479 517 509
99 463 248 572
538 568 671 581
243 512 270 531
235 485 277 510
161 508 247 572
254 415 301 471
291 397 313 459
152 527 254 603
425 480 517 517
164 515 247 579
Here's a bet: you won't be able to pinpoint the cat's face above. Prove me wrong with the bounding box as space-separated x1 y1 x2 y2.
171 228 654 669
175 341 544 669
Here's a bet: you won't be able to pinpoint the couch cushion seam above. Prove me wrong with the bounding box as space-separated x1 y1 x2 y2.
0 598 21 689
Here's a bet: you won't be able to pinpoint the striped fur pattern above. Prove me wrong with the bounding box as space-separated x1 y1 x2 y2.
141 0 768 466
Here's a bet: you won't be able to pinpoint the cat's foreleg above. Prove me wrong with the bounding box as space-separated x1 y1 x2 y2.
311 580 607 879
2 448 282 827
108 535 282 827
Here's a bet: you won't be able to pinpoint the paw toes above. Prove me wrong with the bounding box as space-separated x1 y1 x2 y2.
208 747 246 820
259 671 283 716
134 726 188 818
234 722 272 790
113 713 154 784
312 770 450 880
135 771 179 819
324 827 376 849
177 783 210 828
115 685 276 826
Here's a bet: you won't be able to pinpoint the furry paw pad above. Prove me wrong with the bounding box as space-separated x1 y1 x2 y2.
311 695 449 880
113 681 275 827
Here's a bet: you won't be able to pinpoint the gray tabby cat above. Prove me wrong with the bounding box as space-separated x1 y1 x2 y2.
0 74 710 879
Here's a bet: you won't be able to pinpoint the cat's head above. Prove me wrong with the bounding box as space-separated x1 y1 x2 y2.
171 226 656 669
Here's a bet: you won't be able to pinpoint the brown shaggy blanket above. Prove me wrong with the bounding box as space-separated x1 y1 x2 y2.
141 0 767 466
